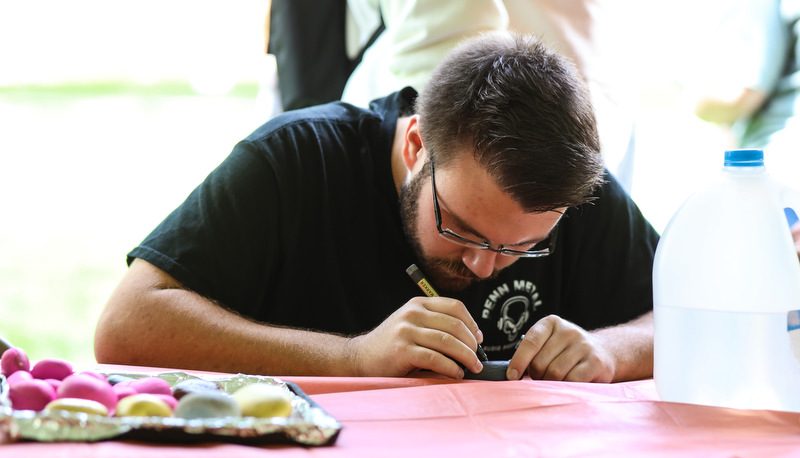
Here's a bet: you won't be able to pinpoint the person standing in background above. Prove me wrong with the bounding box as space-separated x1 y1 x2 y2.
692 0 797 153
341 0 638 194
265 0 383 112
690 0 800 252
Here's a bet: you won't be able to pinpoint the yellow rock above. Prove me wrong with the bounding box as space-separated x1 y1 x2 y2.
232 383 292 418
116 393 172 417
44 398 109 416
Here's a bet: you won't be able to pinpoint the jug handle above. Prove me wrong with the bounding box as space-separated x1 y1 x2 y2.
780 185 800 260
781 185 800 228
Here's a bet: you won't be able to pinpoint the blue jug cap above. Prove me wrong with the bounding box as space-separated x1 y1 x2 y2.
724 149 764 167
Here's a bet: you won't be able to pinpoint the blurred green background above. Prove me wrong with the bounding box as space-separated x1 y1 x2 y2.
0 83 271 363
0 1 732 364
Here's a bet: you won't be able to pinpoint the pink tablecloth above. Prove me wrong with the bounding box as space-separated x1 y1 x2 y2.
2 364 799 457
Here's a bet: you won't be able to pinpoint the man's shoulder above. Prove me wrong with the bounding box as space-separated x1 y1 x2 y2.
560 170 659 244
244 101 381 143
564 171 629 219
241 87 415 146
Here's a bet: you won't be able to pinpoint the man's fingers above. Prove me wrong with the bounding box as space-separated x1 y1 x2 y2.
506 316 557 380
533 345 584 381
564 358 613 383
405 297 481 353
394 298 483 375
411 327 483 374
405 344 465 379
417 296 483 344
527 322 589 380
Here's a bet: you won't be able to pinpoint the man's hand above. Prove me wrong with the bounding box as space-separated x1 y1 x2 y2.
506 315 615 383
792 221 800 261
506 312 654 383
347 296 484 379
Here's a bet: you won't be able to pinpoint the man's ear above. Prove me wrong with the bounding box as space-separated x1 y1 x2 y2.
402 115 426 173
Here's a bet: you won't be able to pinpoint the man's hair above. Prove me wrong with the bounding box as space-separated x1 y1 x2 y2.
415 32 605 212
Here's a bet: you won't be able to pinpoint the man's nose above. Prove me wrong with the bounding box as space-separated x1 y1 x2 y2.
462 247 499 278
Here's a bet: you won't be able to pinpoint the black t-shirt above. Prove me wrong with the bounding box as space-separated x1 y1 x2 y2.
129 88 659 360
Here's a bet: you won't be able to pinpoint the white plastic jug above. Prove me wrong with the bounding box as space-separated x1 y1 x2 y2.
653 149 800 411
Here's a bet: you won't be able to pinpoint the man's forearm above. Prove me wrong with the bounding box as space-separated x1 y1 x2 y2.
592 311 654 382
94 259 358 376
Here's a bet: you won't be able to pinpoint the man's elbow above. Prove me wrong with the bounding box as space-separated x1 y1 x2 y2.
94 258 176 366
93 309 138 365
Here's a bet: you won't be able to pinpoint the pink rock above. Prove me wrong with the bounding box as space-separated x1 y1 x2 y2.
112 379 133 388
128 377 172 396
154 393 178 411
6 370 33 385
76 371 107 381
113 384 138 401
30 359 74 381
1 348 30 377
57 373 117 412
9 378 57 411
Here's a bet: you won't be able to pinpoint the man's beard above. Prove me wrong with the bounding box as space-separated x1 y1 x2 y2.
398 166 497 292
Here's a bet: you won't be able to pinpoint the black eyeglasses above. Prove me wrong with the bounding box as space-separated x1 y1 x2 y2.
430 160 557 258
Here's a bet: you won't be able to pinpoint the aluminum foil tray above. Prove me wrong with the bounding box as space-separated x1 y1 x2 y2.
0 371 341 446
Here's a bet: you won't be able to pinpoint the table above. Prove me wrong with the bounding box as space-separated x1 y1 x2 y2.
2 364 799 456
